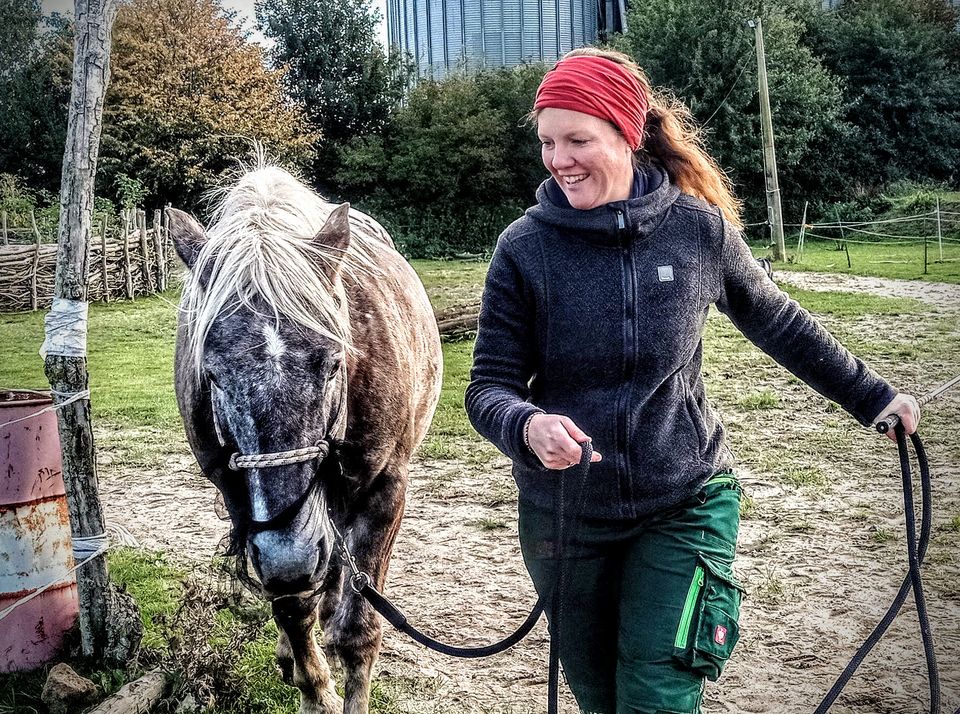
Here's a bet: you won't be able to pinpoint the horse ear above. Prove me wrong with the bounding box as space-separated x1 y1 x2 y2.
167 208 207 269
313 203 351 273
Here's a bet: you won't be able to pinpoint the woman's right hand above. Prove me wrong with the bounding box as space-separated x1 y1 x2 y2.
527 413 603 470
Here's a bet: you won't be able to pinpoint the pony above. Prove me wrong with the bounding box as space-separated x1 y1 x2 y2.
168 165 442 714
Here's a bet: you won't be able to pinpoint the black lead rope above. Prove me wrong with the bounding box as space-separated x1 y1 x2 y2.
814 425 940 713
348 442 594 713
343 427 943 713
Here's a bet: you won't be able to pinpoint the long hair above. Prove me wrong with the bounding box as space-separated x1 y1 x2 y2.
179 164 390 376
537 47 744 229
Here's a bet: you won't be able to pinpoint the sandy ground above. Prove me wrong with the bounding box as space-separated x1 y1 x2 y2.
97 271 960 714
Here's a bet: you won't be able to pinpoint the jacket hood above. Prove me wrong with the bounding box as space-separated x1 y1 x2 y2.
525 163 681 246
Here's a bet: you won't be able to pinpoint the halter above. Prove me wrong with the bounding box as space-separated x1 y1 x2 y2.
209 370 348 473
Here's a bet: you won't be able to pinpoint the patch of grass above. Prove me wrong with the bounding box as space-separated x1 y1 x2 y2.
739 494 757 519
0 290 182 430
777 283 924 317
947 514 960 532
753 566 791 604
756 238 960 284
411 259 488 312
871 526 895 544
737 389 781 410
108 548 184 652
782 467 827 489
473 517 508 531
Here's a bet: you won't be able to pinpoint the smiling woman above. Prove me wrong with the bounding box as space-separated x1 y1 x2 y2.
465 46 920 714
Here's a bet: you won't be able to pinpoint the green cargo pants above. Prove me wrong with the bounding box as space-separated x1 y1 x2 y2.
519 474 744 714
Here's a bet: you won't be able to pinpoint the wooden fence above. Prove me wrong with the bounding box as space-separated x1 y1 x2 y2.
0 209 176 313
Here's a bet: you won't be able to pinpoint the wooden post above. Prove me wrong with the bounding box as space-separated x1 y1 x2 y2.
100 212 109 302
137 209 151 292
844 241 851 269
43 0 121 660
936 196 943 262
152 209 164 292
31 226 41 311
122 225 133 299
2 210 7 245
749 17 786 262
82 216 93 302
796 201 808 264
924 235 928 275
30 207 43 243
163 205 171 285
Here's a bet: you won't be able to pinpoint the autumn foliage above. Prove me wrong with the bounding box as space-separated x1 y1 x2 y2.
99 0 317 211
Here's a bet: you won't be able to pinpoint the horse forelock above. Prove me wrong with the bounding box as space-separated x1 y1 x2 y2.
180 165 384 375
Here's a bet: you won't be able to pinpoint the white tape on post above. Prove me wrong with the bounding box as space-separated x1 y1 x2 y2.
40 298 89 359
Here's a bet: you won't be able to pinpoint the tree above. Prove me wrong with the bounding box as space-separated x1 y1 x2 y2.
0 1 72 192
614 0 846 223
804 0 960 194
45 0 143 663
256 0 410 184
98 0 317 211
335 65 546 256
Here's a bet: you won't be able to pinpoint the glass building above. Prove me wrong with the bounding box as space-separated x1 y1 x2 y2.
386 0 627 78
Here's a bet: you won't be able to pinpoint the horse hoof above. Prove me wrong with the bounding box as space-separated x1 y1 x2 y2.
299 689 344 714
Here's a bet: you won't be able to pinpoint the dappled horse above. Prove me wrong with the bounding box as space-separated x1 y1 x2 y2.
169 166 442 714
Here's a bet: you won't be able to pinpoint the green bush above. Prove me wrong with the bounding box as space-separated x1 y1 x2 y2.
335 64 547 257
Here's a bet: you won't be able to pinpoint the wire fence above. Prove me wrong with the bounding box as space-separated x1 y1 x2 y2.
777 199 960 273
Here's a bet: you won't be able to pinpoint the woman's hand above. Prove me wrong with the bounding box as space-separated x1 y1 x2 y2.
876 393 921 441
526 413 603 469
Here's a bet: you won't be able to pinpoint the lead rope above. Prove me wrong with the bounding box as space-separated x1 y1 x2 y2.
337 440 594 714
814 425 940 713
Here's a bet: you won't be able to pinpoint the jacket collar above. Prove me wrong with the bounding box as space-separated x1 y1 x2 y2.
525 163 680 246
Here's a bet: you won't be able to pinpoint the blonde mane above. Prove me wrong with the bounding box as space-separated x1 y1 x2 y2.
180 165 387 372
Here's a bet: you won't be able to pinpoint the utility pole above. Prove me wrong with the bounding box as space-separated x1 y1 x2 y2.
747 17 786 262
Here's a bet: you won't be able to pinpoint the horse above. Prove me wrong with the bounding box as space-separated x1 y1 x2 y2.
168 165 443 714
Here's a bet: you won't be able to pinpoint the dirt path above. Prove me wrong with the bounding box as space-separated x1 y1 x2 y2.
99 272 960 714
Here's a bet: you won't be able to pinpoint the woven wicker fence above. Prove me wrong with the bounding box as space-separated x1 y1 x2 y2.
0 208 178 313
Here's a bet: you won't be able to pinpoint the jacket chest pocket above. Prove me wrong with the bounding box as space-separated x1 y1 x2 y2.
672 552 745 681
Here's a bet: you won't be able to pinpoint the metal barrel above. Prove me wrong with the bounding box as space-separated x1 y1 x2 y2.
0 390 79 672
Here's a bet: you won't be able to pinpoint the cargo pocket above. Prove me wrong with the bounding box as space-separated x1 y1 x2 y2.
672 553 745 681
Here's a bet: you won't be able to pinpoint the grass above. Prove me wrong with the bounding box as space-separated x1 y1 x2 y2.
871 526 895 544
782 466 827 489
737 389 780 410
755 237 960 284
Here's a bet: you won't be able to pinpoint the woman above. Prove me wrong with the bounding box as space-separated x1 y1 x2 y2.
464 47 920 714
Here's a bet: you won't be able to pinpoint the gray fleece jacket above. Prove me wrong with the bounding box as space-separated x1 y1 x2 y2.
464 165 897 520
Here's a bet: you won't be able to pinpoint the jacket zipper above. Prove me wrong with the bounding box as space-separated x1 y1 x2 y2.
615 208 635 511
675 564 705 648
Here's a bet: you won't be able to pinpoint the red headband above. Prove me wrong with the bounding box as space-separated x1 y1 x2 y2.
534 55 649 151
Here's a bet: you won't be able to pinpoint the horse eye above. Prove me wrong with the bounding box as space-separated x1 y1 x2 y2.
326 360 340 381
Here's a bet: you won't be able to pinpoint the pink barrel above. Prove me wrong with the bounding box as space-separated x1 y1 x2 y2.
0 390 79 672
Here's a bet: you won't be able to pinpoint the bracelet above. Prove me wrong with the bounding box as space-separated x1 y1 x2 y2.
523 413 538 454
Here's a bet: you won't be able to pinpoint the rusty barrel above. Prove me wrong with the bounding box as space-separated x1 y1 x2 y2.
0 390 79 672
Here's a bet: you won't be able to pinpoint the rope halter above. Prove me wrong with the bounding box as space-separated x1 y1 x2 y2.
228 440 331 471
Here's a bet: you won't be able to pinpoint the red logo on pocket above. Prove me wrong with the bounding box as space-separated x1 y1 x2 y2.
714 625 727 645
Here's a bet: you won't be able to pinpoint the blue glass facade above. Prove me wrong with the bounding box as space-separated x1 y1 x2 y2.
387 0 624 78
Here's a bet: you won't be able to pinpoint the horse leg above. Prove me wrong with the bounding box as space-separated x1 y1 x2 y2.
326 469 407 714
272 594 344 714
319 556 345 673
